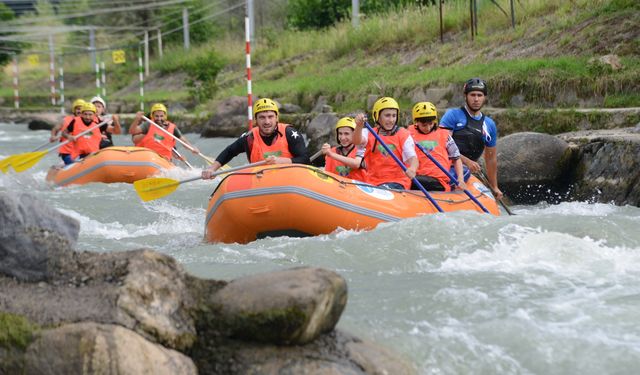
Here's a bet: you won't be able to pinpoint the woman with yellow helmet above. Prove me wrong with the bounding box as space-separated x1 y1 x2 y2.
91 96 122 149
352 97 419 190
202 98 310 179
409 101 466 191
321 116 367 182
129 103 200 161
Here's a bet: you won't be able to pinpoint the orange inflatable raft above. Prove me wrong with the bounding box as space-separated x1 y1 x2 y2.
46 146 174 186
205 164 500 244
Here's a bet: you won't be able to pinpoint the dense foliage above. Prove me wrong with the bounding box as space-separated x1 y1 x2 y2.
184 50 225 102
287 0 438 30
0 4 21 67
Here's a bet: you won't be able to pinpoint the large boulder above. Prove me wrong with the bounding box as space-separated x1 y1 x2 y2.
0 249 197 351
27 114 62 131
192 329 416 375
306 113 339 163
24 323 197 375
201 96 251 138
558 127 640 205
497 132 574 204
211 267 347 345
0 192 79 281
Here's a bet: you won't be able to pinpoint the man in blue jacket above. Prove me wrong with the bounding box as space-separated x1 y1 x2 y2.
440 78 503 200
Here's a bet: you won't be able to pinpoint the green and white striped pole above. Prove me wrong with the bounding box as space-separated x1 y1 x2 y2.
138 46 144 111
95 59 101 97
100 61 106 99
58 56 65 114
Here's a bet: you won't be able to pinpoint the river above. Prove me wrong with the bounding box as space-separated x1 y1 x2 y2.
2 122 640 374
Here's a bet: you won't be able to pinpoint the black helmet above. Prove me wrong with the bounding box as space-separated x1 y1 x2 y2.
463 78 487 95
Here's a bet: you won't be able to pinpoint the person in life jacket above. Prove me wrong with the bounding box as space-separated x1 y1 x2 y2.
321 116 367 182
352 97 418 190
202 98 310 179
129 103 199 161
91 96 121 149
51 98 85 165
439 78 502 199
61 102 102 161
409 102 466 191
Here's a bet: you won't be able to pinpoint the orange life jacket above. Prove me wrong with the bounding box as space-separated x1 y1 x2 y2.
135 122 177 160
324 145 367 182
409 125 452 191
69 116 101 156
364 127 412 189
58 115 77 157
249 123 293 163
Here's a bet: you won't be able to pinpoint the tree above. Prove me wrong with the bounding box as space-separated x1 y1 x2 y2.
0 3 21 67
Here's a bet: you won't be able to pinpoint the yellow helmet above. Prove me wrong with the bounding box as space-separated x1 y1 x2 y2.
72 99 86 111
80 102 96 113
371 97 399 123
412 102 438 122
335 117 356 143
335 117 356 131
253 98 279 118
150 103 168 116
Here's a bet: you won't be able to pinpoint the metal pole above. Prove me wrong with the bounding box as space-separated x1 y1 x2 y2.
89 27 96 70
352 0 359 28
469 0 474 41
95 61 101 97
138 45 145 111
473 0 478 36
182 7 190 50
48 35 56 106
245 16 252 130
510 0 516 29
58 56 65 114
100 61 106 99
157 28 163 58
144 29 149 77
12 54 19 109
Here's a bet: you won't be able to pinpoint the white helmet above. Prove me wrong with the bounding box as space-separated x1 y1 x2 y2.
91 96 106 109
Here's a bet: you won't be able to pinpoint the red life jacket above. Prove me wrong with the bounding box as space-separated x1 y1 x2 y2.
58 115 77 157
324 145 367 182
364 127 412 189
69 116 101 156
409 124 452 191
135 122 177 160
249 123 293 163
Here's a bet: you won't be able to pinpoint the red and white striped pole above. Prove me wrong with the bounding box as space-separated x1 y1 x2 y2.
245 16 252 130
12 54 19 109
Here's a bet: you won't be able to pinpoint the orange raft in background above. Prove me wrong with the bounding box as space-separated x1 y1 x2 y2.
205 164 500 244
46 146 174 187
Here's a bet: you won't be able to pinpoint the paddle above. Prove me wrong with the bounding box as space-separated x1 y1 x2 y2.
310 150 322 162
8 119 111 173
0 139 55 173
171 147 194 169
142 115 216 165
134 160 268 202
415 143 490 213
477 169 515 215
363 122 444 212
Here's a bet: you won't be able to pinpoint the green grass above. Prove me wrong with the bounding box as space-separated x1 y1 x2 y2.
0 312 38 350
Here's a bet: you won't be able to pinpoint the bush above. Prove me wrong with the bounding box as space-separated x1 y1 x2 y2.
184 50 225 102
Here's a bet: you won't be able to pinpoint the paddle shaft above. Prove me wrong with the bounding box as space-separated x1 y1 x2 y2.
363 122 443 213
415 143 490 214
310 150 322 162
41 119 111 155
142 115 215 164
172 148 194 169
478 170 514 215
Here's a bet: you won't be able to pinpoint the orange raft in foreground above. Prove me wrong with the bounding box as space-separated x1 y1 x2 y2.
205 164 500 244
46 146 174 187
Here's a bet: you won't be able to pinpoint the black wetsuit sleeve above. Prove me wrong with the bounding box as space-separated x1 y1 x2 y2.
173 127 183 138
285 127 310 165
215 135 249 166
67 122 74 133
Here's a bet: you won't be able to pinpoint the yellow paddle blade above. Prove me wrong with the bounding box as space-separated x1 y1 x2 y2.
11 151 48 173
134 177 180 202
0 155 16 173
